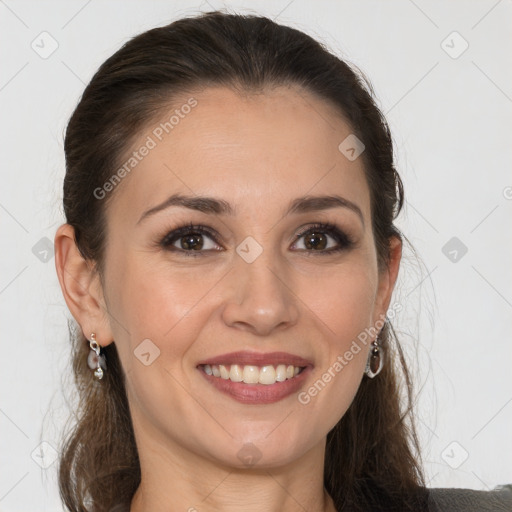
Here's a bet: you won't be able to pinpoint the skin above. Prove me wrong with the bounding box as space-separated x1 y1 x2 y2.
55 85 401 512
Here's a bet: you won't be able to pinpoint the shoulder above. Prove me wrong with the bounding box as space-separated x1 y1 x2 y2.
427 484 512 512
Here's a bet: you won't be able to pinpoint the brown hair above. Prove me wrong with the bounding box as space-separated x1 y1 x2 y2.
59 10 427 511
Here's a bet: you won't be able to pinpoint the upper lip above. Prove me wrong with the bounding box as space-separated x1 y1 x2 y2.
197 351 313 368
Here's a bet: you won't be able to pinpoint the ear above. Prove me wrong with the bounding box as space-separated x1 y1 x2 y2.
54 223 114 347
373 235 402 326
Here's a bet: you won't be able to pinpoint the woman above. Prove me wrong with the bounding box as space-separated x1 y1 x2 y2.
53 10 511 512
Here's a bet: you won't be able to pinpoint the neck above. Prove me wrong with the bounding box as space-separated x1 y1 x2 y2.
129 427 337 512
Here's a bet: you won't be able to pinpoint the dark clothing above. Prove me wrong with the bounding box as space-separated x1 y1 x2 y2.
427 484 512 511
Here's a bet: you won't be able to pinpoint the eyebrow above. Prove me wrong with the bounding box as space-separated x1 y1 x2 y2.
137 193 365 227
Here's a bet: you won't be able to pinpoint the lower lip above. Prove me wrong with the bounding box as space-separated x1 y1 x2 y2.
198 366 312 404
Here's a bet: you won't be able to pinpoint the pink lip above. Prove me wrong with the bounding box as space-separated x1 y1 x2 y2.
196 350 313 367
198 365 313 405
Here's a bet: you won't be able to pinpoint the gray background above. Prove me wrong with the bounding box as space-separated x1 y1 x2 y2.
0 0 511 510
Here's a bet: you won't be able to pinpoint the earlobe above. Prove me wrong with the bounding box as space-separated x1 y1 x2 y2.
54 223 114 347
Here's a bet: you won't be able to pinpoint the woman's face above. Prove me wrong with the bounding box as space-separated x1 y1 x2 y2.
98 85 399 469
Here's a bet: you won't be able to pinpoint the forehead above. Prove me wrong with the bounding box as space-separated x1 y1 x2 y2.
107 85 371 225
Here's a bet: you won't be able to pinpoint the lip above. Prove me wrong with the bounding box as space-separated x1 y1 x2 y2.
196 350 313 367
198 365 313 405
196 351 314 405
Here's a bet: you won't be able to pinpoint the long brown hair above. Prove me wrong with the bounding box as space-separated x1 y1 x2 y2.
58 10 427 511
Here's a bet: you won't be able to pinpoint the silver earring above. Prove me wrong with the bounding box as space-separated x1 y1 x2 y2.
364 335 383 378
88 333 107 380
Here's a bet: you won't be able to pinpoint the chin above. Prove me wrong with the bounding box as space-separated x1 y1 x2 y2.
199 428 318 470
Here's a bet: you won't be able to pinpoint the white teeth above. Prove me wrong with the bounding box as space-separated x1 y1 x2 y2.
243 365 259 384
219 364 230 380
258 365 276 385
229 364 243 382
275 364 287 382
203 363 304 385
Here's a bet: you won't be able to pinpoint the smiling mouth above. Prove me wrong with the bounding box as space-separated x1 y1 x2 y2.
198 363 305 385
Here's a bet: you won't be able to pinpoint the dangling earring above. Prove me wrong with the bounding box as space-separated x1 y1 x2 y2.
88 333 107 380
364 334 383 378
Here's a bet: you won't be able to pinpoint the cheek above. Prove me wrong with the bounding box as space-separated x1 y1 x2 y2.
103 255 217 427
292 259 377 421
104 252 224 367
297 259 377 337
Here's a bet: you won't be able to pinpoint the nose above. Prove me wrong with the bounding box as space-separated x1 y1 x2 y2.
221 249 300 336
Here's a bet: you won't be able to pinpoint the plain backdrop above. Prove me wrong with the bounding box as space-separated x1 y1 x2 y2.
1 1 511 510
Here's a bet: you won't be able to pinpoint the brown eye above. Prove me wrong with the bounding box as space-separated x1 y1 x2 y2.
177 233 205 251
159 221 354 257
292 222 354 254
302 231 329 250
160 224 222 255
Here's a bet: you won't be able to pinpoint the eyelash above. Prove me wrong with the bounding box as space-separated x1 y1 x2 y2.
159 221 355 257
